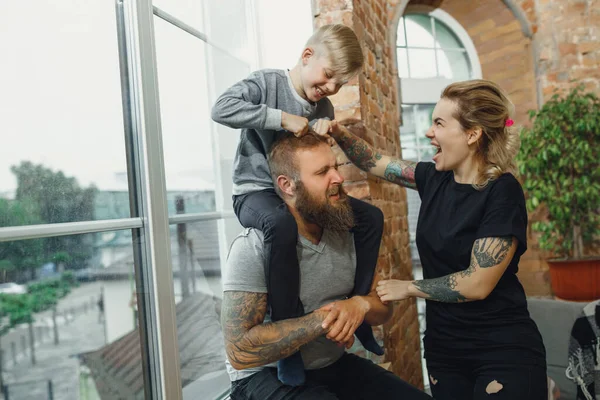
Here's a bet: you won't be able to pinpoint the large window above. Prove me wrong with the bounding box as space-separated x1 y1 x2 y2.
0 1 146 399
0 0 313 399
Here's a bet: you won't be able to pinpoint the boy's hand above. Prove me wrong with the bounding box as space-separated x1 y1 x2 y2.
312 119 337 145
282 112 309 137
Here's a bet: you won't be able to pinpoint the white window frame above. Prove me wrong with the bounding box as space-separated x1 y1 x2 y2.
399 7 482 104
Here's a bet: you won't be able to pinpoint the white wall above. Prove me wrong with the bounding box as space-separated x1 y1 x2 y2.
253 0 314 70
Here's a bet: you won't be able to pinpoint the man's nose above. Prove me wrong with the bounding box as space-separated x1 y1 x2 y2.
330 169 344 185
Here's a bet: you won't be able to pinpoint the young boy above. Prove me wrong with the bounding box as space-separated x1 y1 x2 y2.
211 24 384 386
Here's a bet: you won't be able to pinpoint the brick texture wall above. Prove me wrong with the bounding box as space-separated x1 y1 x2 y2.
516 0 600 96
312 0 424 389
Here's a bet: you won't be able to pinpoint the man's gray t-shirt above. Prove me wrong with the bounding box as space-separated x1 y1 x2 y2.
211 69 335 195
222 228 357 382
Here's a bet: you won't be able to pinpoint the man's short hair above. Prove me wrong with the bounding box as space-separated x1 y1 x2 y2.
306 24 364 83
268 133 330 197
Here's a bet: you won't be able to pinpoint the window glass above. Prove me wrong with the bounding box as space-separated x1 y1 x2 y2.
437 50 471 81
397 48 410 78
154 17 216 208
434 19 463 49
405 14 434 48
168 220 229 399
0 231 145 399
153 0 204 32
397 17 406 46
407 49 437 78
0 1 130 227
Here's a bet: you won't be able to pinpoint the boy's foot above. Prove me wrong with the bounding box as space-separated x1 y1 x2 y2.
277 352 305 386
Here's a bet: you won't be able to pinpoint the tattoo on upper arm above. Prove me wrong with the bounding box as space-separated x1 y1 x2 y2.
337 132 382 171
473 237 513 268
413 274 467 303
383 160 417 189
221 291 267 343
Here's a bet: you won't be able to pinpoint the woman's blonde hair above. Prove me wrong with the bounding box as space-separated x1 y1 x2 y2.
306 24 364 82
441 79 520 190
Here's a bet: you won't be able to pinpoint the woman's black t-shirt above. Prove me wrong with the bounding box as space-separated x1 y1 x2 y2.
415 162 546 365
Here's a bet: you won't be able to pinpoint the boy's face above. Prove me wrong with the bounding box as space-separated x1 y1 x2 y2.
300 47 345 102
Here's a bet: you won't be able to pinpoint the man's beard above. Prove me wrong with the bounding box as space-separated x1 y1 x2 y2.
295 181 354 231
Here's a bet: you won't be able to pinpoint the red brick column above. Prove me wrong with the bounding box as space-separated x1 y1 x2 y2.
312 0 424 388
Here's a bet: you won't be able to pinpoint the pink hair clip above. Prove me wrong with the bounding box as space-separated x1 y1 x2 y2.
505 119 514 127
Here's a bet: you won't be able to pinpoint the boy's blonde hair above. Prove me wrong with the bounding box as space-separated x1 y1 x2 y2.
441 79 520 190
306 24 364 82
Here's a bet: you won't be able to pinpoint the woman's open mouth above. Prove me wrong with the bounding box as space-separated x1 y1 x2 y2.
432 144 442 162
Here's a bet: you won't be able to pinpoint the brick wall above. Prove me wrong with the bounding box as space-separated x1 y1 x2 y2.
516 0 600 96
312 0 424 389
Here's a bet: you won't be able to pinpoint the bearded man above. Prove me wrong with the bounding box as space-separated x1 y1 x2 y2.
221 133 431 400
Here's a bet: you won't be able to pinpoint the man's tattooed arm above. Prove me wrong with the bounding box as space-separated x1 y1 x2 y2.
221 291 328 370
331 125 417 189
412 236 516 303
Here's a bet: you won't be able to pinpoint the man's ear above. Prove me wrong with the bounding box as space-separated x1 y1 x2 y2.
276 175 296 197
301 47 314 65
467 127 483 146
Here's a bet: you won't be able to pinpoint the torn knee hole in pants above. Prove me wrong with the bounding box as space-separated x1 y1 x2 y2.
485 380 503 394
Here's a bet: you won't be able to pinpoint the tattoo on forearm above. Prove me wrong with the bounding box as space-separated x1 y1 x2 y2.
413 274 467 303
414 237 514 303
474 237 512 268
459 258 477 279
336 130 382 171
383 160 417 189
221 292 326 369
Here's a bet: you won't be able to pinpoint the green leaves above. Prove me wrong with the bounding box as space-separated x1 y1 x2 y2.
517 85 600 258
0 274 74 329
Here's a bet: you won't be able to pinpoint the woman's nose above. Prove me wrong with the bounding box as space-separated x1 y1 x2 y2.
425 125 434 138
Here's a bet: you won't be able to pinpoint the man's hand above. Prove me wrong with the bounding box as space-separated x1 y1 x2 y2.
318 297 370 344
376 279 413 302
281 112 309 137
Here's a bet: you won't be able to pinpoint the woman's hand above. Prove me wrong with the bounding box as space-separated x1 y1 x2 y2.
376 279 414 302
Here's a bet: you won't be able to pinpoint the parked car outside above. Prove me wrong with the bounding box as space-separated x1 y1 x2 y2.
0 282 27 295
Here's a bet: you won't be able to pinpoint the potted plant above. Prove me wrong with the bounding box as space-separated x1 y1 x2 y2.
517 85 600 301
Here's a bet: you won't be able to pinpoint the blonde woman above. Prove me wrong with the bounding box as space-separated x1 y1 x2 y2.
322 80 547 399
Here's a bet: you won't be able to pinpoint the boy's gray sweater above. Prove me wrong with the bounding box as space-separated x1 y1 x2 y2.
211 69 334 196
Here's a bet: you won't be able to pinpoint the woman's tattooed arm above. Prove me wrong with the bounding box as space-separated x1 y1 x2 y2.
332 126 417 189
412 236 516 302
